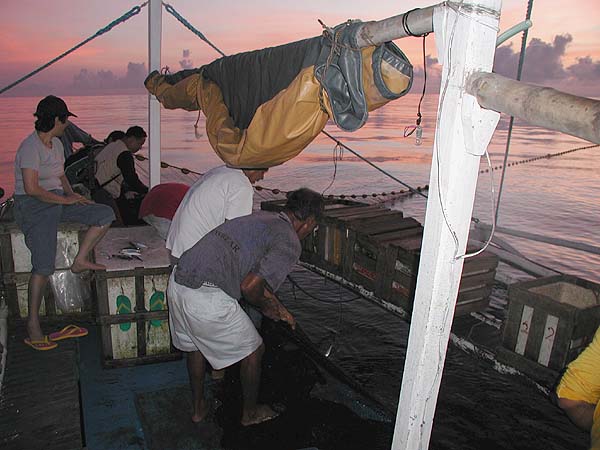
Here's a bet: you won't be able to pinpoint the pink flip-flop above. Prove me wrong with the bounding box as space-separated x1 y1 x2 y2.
49 324 89 341
24 336 58 351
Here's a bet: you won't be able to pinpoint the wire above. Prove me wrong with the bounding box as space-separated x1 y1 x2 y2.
404 20 429 138
321 142 344 195
321 130 428 198
458 148 496 260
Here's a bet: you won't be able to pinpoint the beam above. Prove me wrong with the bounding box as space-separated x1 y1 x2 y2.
391 2 502 449
478 223 600 256
355 6 435 47
148 0 162 187
467 72 600 144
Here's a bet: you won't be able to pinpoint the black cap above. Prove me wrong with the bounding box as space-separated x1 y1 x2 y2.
34 95 77 118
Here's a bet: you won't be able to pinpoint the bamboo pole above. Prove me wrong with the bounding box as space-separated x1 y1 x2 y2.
355 6 435 47
467 72 600 144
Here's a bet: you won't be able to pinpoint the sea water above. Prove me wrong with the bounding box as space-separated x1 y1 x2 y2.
2 93 598 282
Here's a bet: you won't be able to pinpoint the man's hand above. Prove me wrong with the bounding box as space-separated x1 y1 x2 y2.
263 289 295 329
277 304 296 330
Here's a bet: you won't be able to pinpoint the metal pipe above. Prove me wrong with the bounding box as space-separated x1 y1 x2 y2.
467 72 600 144
148 0 162 187
355 6 435 47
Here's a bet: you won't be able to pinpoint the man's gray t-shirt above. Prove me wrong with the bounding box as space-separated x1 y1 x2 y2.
175 210 301 299
14 132 65 194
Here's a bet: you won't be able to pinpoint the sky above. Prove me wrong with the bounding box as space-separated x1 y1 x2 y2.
1 0 599 97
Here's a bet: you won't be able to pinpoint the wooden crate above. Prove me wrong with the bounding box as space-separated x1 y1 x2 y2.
94 226 180 368
344 216 422 293
0 221 86 274
319 206 403 275
345 215 498 316
260 198 367 272
501 275 600 373
2 271 92 320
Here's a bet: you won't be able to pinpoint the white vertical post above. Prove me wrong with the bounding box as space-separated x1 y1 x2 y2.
391 2 502 450
148 0 162 187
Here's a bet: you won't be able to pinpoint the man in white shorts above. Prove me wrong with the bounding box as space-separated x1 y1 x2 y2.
166 165 267 387
168 188 323 426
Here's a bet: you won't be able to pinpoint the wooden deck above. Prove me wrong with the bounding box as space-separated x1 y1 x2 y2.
0 320 83 450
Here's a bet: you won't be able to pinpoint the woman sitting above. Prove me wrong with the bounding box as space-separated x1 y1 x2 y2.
13 95 115 350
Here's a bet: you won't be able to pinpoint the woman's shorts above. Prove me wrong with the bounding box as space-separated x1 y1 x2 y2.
13 191 115 275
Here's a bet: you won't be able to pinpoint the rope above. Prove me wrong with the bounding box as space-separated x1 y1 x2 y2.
133 153 429 200
321 130 428 198
479 143 599 174
162 2 226 57
0 3 148 95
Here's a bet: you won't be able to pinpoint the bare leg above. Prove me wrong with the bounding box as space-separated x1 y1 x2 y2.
26 273 49 341
187 351 210 423
71 224 110 272
240 343 277 426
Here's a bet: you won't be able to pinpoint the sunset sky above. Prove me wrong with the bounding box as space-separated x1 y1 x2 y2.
1 0 599 97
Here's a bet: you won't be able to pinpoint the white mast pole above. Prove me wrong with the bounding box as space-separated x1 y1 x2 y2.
148 0 162 187
391 1 502 449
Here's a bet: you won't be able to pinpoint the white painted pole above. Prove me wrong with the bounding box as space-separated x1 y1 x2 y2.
148 0 162 187
391 2 502 449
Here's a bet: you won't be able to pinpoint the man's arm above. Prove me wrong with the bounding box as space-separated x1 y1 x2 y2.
117 151 148 195
22 169 85 205
240 272 295 329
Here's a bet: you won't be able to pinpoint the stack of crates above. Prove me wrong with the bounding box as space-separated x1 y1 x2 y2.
261 199 499 317
345 217 498 316
500 275 600 377
261 198 368 275
93 226 179 368
0 221 90 320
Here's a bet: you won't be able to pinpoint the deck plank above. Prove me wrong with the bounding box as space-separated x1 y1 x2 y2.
0 322 83 450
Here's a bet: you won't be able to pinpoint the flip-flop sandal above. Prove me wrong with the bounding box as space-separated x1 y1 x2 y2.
49 324 88 341
149 290 166 328
116 294 133 332
24 336 58 351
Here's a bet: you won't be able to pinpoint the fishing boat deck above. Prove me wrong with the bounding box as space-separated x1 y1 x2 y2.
0 322 83 450
0 265 590 450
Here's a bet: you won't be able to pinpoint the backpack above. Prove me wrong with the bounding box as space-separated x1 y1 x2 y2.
64 143 104 188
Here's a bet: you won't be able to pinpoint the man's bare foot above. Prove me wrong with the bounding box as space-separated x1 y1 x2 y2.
71 259 106 273
191 399 211 423
241 404 280 426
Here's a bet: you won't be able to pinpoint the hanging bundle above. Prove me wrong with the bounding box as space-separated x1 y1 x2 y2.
145 20 413 168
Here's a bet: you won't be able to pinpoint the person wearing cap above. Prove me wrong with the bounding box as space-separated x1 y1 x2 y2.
94 125 149 225
13 95 115 351
168 188 323 426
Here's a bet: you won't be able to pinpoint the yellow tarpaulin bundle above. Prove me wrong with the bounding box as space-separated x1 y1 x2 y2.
145 23 413 168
